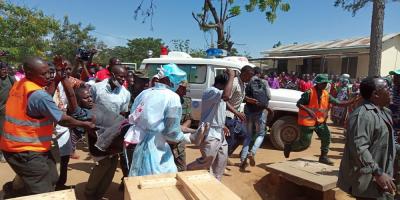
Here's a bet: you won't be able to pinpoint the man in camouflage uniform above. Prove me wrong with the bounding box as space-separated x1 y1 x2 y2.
170 81 193 171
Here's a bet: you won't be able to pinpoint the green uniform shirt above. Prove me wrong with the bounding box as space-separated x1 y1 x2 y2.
181 96 192 124
338 101 399 198
297 89 340 106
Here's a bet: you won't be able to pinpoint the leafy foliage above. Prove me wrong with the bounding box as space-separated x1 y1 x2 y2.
192 0 290 52
170 39 207 58
126 37 164 65
50 16 98 62
0 1 58 62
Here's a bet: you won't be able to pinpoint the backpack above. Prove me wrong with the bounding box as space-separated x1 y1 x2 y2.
246 77 269 112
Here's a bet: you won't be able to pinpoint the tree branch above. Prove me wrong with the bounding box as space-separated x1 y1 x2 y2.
220 0 223 22
225 14 238 21
222 0 229 22
192 12 202 26
192 12 218 29
206 0 220 24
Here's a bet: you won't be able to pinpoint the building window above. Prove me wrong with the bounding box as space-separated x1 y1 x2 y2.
311 58 322 74
341 57 358 78
277 59 288 73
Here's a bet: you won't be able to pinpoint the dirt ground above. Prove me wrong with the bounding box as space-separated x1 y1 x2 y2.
0 123 355 200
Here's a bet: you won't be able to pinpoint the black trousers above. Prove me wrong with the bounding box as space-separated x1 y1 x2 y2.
85 155 118 200
56 155 70 187
3 151 58 196
120 144 136 178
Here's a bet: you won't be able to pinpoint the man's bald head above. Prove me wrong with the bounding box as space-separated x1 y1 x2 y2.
23 57 51 87
360 76 391 108
110 64 127 87
23 57 47 72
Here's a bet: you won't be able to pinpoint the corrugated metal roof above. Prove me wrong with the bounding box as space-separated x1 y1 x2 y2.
264 33 400 54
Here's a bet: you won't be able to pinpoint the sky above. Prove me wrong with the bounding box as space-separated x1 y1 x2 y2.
10 0 400 58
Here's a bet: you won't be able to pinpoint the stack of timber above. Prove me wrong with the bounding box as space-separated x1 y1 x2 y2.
124 170 241 200
265 157 339 200
8 189 76 200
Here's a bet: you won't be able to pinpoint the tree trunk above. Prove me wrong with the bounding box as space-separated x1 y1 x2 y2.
368 0 385 76
216 25 225 49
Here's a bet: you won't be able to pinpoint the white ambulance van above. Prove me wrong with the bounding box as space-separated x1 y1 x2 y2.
139 51 302 150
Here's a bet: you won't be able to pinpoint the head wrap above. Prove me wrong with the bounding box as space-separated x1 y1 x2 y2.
157 63 187 92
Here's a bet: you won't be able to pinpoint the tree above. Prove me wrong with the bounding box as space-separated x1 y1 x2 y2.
170 39 207 58
0 1 58 62
335 0 398 76
50 16 98 62
93 46 131 65
171 39 190 53
126 37 164 65
192 0 290 53
133 0 156 30
189 49 207 58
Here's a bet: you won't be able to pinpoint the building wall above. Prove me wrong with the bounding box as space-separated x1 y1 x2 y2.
326 58 341 75
287 59 301 72
357 54 369 78
381 36 400 76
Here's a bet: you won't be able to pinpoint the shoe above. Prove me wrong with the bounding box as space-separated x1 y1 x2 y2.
239 159 248 172
248 153 256 167
3 181 14 199
319 152 334 166
55 184 75 191
283 144 291 158
118 181 124 192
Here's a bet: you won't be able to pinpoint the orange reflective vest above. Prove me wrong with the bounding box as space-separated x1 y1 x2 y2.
1 79 54 152
298 87 330 127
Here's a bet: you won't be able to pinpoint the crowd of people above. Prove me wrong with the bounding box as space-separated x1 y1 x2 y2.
1 54 400 200
265 71 362 126
0 53 269 200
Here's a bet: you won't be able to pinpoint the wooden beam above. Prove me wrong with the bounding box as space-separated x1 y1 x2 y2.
9 189 76 200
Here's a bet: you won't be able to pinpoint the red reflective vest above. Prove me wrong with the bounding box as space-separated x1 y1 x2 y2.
298 87 330 127
1 79 54 152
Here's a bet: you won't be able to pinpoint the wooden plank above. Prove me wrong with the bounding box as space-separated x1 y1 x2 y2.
139 177 177 189
9 189 76 200
177 170 241 200
265 158 338 191
124 173 189 200
124 170 240 200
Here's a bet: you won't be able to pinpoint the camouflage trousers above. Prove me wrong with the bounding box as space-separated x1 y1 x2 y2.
169 142 186 171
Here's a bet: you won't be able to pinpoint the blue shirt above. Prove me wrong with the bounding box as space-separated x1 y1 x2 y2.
27 90 63 123
200 87 226 140
90 79 131 114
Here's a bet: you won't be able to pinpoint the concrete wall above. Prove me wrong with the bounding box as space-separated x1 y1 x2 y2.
381 35 400 76
287 59 301 72
357 54 369 78
326 58 341 75
266 35 400 77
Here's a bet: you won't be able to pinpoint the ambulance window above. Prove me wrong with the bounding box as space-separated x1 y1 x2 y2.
214 67 240 77
215 68 226 77
145 64 207 84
